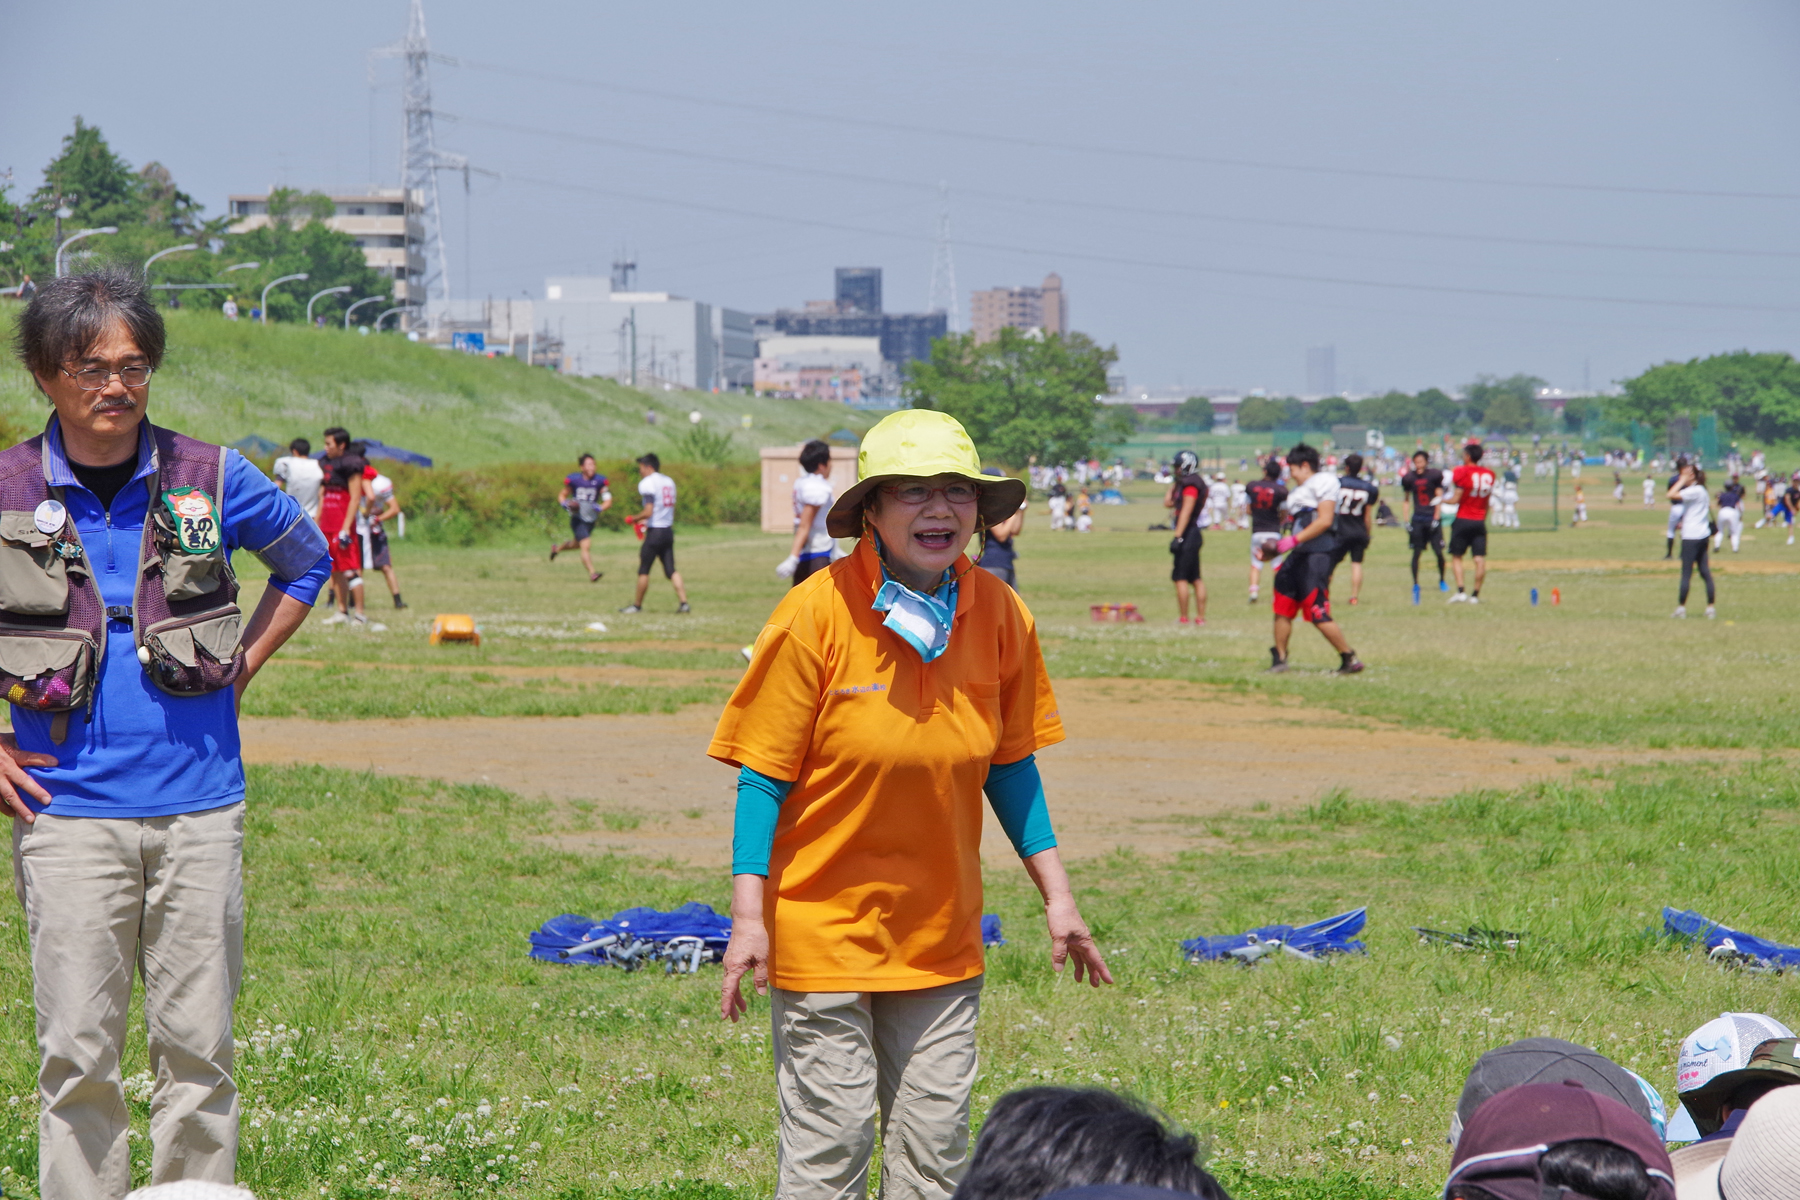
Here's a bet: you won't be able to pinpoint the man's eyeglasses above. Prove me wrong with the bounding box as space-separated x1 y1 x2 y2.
881 481 982 506
60 365 153 391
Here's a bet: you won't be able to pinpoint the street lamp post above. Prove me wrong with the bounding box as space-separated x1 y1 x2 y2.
259 273 309 325
54 227 119 277
223 262 260 274
343 295 386 330
306 285 353 326
374 305 416 331
143 243 198 278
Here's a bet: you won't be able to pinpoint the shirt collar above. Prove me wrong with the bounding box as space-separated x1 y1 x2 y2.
43 415 157 490
850 534 975 617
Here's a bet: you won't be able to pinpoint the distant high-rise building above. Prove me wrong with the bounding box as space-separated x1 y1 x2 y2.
1306 345 1337 395
970 273 1066 342
835 267 882 315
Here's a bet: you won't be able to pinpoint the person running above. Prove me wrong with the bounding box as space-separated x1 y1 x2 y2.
272 436 324 524
1400 449 1447 593
1331 452 1377 606
1166 450 1207 625
620 452 691 614
1754 471 1776 527
551 453 610 582
319 426 370 627
777 439 836 586
1244 459 1288 603
1267 443 1362 674
977 466 1027 589
359 464 407 609
1670 462 1716 619
1446 441 1495 604
1716 474 1746 553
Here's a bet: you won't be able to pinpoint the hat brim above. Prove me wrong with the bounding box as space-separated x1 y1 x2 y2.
1679 1069 1800 1134
825 472 1028 539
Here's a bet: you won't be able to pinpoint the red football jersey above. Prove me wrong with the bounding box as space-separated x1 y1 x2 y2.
1452 464 1497 521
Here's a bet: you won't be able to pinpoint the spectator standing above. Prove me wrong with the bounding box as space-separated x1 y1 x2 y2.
317 427 369 627
18 273 36 302
6 269 328 1197
777 439 835 586
358 465 406 610
1669 462 1716 619
221 296 238 321
619 452 690 614
1166 450 1207 625
977 466 1027 589
271 437 323 523
551 453 610 583
710 409 1110 1200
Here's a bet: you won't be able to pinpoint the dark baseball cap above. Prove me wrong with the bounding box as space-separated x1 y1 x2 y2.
1679 1038 1800 1135
1444 1081 1675 1200
1451 1038 1658 1146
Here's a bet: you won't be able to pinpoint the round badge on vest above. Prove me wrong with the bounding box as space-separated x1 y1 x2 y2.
33 499 65 535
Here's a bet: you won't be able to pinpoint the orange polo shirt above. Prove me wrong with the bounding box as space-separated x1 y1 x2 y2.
708 537 1064 992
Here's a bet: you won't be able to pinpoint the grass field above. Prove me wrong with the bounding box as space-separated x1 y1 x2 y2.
4 452 1800 1198
0 307 872 468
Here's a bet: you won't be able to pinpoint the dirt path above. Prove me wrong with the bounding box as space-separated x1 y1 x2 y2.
239 677 1703 867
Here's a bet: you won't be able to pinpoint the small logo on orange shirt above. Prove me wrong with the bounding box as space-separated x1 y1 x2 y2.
827 683 887 697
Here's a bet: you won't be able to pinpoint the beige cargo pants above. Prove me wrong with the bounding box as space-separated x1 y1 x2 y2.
772 975 982 1200
11 803 245 1200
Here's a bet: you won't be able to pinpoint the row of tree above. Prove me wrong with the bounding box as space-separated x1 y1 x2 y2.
2 119 389 325
1612 351 1800 445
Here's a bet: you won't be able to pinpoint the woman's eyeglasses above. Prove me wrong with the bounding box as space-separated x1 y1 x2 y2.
881 482 981 506
61 365 153 391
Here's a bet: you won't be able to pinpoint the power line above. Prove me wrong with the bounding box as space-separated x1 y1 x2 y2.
444 57 1800 203
503 171 1800 315
442 113 1800 260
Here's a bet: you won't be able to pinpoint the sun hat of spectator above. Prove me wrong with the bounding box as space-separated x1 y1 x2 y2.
824 409 1025 538
1450 1038 1661 1148
1444 1081 1675 1200
1678 1037 1800 1140
1669 1013 1797 1140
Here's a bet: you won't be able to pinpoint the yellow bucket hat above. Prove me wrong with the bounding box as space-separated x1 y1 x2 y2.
825 409 1028 538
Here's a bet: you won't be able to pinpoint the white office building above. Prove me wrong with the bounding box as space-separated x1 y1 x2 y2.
537 277 754 390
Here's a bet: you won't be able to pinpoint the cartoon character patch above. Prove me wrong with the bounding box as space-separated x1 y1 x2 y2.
161 486 220 554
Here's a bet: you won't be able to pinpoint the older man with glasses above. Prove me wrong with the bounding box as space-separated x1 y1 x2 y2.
5 268 328 1198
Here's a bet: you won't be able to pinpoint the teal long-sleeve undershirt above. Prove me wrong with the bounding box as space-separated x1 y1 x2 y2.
730 755 1058 876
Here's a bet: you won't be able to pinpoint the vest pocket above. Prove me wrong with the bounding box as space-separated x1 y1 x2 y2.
0 512 70 616
160 548 226 602
0 626 95 712
141 609 244 695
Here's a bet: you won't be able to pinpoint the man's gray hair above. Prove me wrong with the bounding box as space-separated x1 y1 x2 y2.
11 267 166 384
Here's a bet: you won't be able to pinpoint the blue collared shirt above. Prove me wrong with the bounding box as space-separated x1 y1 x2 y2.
15 417 330 817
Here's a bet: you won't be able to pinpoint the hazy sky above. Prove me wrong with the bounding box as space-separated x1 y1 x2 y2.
7 1 1800 394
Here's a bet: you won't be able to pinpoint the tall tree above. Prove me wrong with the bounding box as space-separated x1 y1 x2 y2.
30 117 146 230
905 328 1123 465
1463 373 1546 426
1307 396 1356 429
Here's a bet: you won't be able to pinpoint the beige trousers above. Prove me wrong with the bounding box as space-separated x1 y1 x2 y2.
11 803 245 1200
772 975 982 1200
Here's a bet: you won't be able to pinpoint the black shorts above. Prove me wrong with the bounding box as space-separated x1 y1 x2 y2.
792 552 830 586
1333 537 1367 566
363 530 391 569
1448 517 1487 558
638 526 676 577
1272 550 1334 623
1170 531 1202 583
1408 518 1443 552
569 515 597 542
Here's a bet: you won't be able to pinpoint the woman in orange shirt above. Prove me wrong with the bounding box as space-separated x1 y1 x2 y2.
710 409 1111 1200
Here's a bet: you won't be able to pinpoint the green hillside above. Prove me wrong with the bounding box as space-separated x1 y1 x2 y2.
0 306 872 467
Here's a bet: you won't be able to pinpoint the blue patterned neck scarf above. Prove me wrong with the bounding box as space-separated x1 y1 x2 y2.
870 538 958 662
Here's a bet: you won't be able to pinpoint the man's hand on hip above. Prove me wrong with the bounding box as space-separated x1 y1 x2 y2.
0 732 55 823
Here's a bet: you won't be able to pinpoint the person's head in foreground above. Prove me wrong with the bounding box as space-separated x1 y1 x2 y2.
1264 459 1282 480
957 1087 1231 1200
1692 1084 1800 1199
1451 1038 1666 1148
1670 1013 1796 1141
1465 442 1484 463
1678 1035 1800 1141
1413 449 1430 467
15 267 163 442
1443 1081 1674 1200
825 408 1025 592
1343 453 1363 479
288 437 310 457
